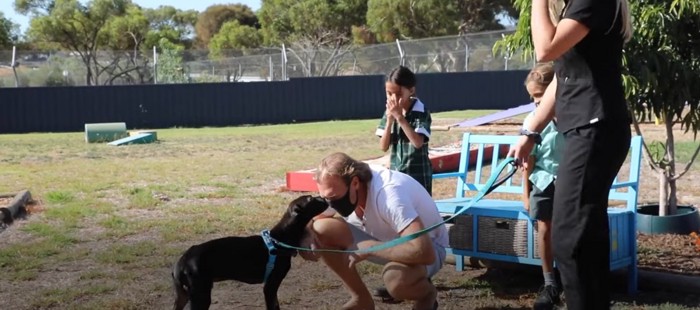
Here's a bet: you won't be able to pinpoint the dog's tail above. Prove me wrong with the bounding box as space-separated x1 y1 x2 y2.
171 259 190 310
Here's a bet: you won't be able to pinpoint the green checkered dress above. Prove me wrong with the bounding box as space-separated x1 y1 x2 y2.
376 98 433 195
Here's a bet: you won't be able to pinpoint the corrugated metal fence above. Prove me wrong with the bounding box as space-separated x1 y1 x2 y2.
0 70 529 134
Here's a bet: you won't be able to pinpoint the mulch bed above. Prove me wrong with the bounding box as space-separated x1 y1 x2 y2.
637 232 700 276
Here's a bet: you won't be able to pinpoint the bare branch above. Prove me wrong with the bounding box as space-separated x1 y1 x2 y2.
106 66 143 85
631 111 662 173
671 143 700 181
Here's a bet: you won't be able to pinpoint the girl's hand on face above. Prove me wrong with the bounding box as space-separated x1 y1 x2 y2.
387 97 403 119
385 98 394 119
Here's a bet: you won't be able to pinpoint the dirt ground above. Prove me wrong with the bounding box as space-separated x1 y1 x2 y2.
2 121 700 309
195 250 700 310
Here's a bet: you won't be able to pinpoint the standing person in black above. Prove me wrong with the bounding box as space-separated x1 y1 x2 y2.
508 0 633 309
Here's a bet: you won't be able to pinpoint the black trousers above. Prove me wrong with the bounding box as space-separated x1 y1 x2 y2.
552 120 631 310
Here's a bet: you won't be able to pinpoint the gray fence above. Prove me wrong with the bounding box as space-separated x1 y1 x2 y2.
0 30 532 87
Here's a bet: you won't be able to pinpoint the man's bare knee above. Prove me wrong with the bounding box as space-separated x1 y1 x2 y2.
311 218 353 248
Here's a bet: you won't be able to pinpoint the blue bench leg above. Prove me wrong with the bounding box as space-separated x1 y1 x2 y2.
455 254 465 271
628 263 638 294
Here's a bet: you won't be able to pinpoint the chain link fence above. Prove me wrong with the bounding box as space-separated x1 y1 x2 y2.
1 30 532 87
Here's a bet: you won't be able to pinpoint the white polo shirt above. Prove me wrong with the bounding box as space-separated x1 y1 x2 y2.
345 165 448 248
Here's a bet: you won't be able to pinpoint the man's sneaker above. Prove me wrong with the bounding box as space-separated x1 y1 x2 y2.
533 285 561 310
374 278 432 304
372 286 399 303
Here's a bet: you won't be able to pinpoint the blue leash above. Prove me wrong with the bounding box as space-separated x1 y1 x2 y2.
272 157 517 254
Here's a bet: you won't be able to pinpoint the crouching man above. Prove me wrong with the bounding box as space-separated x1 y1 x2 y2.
301 152 447 310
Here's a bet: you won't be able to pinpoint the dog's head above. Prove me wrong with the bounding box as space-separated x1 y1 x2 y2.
287 195 329 219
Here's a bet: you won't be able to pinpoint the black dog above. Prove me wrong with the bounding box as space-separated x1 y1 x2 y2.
172 195 328 310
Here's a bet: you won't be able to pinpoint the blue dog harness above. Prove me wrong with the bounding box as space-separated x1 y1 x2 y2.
260 229 277 283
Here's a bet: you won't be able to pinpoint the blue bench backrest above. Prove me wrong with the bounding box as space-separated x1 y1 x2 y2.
437 133 521 198
609 135 643 212
436 133 643 210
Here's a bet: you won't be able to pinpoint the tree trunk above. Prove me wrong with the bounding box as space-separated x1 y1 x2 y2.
659 170 669 216
0 190 31 224
665 114 678 215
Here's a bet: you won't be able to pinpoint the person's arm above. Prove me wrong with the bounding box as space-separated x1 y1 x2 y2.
387 97 426 149
394 115 427 149
523 155 536 211
531 0 590 62
379 116 393 152
351 218 435 267
509 78 557 169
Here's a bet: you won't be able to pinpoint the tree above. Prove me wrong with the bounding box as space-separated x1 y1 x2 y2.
15 1 197 85
209 20 262 57
0 12 20 49
363 0 516 74
102 4 151 84
496 0 700 216
208 20 263 82
258 0 366 77
143 5 198 50
366 0 461 42
16 0 131 85
365 0 516 43
456 0 517 34
259 0 366 45
98 5 197 84
623 0 700 216
156 38 188 84
195 4 257 48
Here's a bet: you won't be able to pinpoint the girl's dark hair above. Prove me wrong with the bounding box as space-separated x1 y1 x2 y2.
386 66 416 88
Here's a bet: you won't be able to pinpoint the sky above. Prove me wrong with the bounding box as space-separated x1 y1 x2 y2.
0 0 262 34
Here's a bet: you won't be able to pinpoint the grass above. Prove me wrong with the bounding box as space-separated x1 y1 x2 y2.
673 141 700 170
0 110 698 309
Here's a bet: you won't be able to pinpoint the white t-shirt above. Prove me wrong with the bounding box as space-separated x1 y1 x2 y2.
345 165 449 248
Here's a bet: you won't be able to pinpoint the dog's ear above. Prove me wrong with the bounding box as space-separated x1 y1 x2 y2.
288 195 311 217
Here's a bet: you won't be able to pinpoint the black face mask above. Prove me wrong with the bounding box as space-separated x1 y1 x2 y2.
328 187 358 217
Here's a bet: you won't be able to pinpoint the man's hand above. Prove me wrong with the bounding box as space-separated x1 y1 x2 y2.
348 252 369 269
348 239 379 269
299 231 321 262
299 242 320 262
508 135 536 170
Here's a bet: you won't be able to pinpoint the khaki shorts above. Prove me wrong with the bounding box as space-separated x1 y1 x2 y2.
346 222 446 278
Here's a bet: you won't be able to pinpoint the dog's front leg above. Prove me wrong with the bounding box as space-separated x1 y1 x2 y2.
263 261 291 310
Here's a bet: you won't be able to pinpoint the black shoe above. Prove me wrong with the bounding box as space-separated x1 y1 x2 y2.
372 286 398 303
374 278 432 304
533 285 561 310
412 300 439 310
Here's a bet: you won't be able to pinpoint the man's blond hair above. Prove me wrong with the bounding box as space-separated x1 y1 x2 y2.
315 152 373 185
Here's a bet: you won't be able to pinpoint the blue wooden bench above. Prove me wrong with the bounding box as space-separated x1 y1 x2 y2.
434 133 643 294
